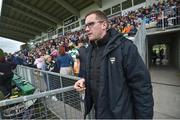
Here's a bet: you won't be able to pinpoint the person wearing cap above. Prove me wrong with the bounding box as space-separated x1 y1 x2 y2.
0 48 16 100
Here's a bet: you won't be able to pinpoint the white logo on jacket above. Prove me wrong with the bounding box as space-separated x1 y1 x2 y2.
110 57 115 64
0 72 4 75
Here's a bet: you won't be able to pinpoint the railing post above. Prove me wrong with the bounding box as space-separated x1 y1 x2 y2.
46 73 50 90
162 11 165 30
25 67 28 81
60 76 68 119
23 66 25 77
30 69 34 85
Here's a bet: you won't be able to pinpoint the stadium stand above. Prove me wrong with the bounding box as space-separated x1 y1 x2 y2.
0 0 180 119
4 0 179 75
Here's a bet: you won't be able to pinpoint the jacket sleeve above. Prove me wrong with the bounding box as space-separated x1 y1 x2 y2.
123 42 154 118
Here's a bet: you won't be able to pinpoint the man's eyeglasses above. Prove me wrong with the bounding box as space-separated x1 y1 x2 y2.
84 21 104 29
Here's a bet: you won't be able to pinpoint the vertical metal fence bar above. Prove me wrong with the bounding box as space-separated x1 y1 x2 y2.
19 66 22 77
20 66 23 78
162 11 165 30
80 92 85 117
26 68 29 82
26 67 28 80
28 69 32 83
60 76 67 119
19 66 22 78
19 66 22 76
43 98 48 119
25 67 28 81
29 69 33 85
46 73 50 90
23 67 25 79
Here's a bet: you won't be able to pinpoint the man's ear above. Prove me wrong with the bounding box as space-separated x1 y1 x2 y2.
102 22 108 30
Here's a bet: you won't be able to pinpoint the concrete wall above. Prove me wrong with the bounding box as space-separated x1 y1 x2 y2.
80 0 126 19
177 32 180 70
170 32 180 69
80 0 146 19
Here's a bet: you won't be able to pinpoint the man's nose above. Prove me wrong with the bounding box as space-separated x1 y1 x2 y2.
85 26 90 32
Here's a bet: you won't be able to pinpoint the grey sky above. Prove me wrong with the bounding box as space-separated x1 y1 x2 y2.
0 37 25 53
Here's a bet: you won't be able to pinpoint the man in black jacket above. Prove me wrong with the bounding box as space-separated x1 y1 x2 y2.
74 10 154 119
0 49 16 100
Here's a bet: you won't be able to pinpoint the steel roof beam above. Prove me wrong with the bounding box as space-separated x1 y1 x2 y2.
14 0 60 24
0 16 44 32
0 35 25 42
0 22 38 35
0 29 33 38
93 0 102 8
6 4 56 27
53 0 80 17
0 33 27 43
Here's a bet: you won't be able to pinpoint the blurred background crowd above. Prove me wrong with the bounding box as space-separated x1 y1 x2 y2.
2 0 179 77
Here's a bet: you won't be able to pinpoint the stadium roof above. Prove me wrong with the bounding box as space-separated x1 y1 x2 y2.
0 0 102 43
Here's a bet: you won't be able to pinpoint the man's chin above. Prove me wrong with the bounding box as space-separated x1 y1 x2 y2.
89 39 95 42
88 37 94 41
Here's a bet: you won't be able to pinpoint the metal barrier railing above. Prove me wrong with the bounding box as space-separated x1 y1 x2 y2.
15 65 80 92
0 86 84 119
0 65 87 119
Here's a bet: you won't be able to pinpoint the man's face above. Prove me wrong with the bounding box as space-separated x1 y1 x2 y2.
85 14 107 41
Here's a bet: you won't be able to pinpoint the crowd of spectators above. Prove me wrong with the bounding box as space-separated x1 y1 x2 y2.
4 0 179 77
109 0 179 34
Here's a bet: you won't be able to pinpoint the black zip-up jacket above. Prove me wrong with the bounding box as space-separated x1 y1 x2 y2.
84 29 154 119
0 61 15 96
89 32 109 108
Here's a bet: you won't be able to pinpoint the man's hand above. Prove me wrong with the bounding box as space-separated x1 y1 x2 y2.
74 78 86 92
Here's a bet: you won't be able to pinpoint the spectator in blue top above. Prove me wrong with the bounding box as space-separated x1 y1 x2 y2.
56 46 74 75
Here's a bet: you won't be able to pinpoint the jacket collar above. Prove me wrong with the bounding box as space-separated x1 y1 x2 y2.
88 29 124 57
103 29 124 57
90 31 109 47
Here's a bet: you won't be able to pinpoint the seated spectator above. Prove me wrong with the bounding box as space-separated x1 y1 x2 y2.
128 25 138 36
122 23 132 34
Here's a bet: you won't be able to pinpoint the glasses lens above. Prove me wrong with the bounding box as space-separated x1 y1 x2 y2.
85 22 95 29
85 21 104 29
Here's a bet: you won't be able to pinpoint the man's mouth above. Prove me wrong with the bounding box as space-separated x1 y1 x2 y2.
87 33 92 36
